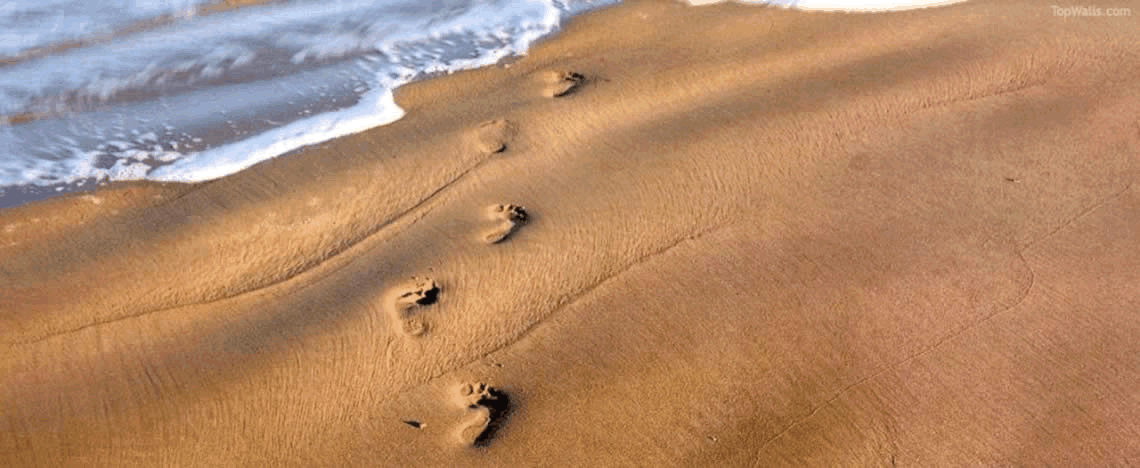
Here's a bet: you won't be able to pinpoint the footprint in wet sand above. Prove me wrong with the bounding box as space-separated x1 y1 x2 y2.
456 406 494 446
481 204 528 244
541 70 586 98
453 382 495 408
452 382 510 447
474 119 511 154
385 276 440 337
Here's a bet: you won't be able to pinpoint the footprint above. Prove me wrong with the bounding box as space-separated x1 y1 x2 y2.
401 317 427 337
451 382 510 447
455 406 493 446
481 204 528 244
453 381 495 408
474 119 511 154
541 70 586 98
394 276 439 308
385 276 440 337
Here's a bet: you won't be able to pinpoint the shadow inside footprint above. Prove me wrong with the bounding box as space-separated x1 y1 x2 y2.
388 277 440 337
472 388 511 448
452 383 513 447
410 286 438 306
543 70 586 98
481 204 529 244
490 204 527 223
395 277 439 308
475 119 510 154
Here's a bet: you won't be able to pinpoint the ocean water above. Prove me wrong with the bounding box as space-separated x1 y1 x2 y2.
0 0 962 209
0 0 615 208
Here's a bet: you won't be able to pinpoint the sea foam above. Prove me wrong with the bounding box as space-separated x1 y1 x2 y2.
0 0 614 193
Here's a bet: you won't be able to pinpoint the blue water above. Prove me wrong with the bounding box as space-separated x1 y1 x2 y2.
0 0 615 207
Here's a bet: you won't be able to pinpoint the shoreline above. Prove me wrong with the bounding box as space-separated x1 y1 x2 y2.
0 0 617 212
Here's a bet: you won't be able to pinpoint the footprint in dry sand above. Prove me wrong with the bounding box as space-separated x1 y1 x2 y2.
451 382 509 447
474 119 511 154
541 70 585 98
481 204 528 244
385 276 440 337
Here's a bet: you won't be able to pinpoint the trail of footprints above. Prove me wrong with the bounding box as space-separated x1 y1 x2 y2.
383 71 582 447
383 202 529 340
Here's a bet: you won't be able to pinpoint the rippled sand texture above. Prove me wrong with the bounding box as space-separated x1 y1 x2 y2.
3 0 1140 465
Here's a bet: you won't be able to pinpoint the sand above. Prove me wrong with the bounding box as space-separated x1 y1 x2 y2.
3 0 1140 465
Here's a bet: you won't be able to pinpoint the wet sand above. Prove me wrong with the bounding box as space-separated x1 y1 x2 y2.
3 0 1140 465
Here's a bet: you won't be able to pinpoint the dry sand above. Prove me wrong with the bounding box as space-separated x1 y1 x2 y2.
3 0 1140 465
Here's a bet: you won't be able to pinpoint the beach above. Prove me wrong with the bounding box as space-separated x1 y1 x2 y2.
3 0 1140 465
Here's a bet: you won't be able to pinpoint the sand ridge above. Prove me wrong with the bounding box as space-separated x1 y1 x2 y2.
4 0 1140 465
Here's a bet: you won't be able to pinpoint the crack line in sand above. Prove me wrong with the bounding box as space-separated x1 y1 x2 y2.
1021 182 1134 252
5 150 501 346
910 81 1046 114
389 223 728 398
750 242 1037 464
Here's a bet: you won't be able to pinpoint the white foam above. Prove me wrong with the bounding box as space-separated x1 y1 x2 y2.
1 0 612 191
149 87 405 182
149 0 568 183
